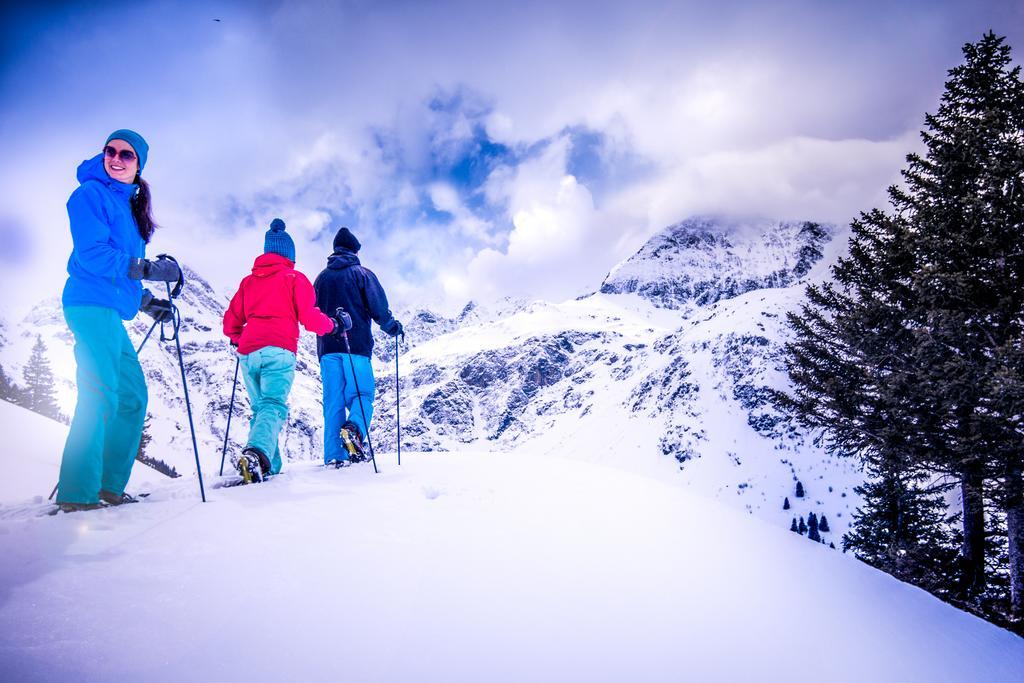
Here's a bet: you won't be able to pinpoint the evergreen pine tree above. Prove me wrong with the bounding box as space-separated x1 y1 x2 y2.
887 30 1024 602
133 414 180 478
22 336 60 420
795 481 805 498
843 461 958 596
791 518 799 533
0 363 14 403
783 497 791 510
808 512 821 542
799 516 807 535
819 515 830 533
136 414 153 462
779 32 1024 619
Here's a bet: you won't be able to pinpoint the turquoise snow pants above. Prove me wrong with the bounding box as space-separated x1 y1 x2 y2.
239 346 296 475
58 306 147 504
320 352 375 464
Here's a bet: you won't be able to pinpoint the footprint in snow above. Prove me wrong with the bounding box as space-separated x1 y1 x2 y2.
422 486 442 500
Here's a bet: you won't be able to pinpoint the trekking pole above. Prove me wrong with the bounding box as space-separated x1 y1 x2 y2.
136 318 160 354
218 355 240 476
159 256 207 503
341 332 378 474
395 334 401 466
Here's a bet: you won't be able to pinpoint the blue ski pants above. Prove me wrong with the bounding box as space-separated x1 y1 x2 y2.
320 352 375 464
239 346 296 475
58 306 147 504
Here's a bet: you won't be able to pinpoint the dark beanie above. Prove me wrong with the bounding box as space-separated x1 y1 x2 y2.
264 218 296 261
333 227 361 253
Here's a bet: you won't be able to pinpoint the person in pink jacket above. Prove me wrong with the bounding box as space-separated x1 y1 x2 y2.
223 218 344 482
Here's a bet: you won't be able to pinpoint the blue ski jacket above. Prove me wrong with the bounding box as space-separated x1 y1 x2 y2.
313 249 398 358
62 153 148 320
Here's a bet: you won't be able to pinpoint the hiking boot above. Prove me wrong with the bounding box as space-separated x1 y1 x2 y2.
340 421 367 462
99 489 138 506
326 458 351 469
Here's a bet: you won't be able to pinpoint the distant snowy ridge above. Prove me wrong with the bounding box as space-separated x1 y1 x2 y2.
600 216 833 310
0 216 859 542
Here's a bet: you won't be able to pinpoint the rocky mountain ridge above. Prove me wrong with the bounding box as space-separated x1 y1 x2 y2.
0 216 861 540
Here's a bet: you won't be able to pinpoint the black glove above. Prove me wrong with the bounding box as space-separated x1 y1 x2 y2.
381 318 403 338
332 308 353 336
229 339 239 348
128 256 181 283
140 292 173 323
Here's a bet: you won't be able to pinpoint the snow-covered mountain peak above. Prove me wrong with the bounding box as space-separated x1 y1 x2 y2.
0 214 857 543
600 216 834 310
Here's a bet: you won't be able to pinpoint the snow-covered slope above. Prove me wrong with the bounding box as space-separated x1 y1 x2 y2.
364 217 859 539
0 401 165 504
0 451 1021 682
0 216 858 540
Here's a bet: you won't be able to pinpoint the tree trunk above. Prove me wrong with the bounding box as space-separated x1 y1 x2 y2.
1006 471 1024 621
960 468 987 594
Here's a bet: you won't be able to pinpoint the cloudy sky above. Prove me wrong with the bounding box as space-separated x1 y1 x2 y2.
0 0 1021 318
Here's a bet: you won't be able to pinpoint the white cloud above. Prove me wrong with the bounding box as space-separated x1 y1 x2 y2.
1 0 1020 318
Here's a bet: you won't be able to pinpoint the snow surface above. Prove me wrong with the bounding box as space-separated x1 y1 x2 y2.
0 401 165 505
1 447 1022 682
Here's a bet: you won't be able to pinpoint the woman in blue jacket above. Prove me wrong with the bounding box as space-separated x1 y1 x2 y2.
56 130 181 512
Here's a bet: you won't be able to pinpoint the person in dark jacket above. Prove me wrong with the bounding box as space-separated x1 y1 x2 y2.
314 227 402 466
57 129 181 512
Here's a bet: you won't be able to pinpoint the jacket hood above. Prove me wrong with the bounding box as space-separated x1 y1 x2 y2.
252 252 295 276
76 153 137 198
327 249 360 270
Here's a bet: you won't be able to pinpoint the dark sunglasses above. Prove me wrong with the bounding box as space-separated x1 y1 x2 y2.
103 145 137 163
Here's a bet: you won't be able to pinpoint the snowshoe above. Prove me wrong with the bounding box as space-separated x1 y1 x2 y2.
99 489 139 506
326 458 352 469
340 421 367 463
50 502 104 515
231 447 270 484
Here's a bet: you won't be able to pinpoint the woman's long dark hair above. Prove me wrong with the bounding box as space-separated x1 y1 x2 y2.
131 175 157 243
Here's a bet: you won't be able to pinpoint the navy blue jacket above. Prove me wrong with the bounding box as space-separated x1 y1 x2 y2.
313 249 397 358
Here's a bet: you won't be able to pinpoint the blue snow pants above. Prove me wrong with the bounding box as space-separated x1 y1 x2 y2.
239 346 296 476
320 352 375 464
58 306 147 504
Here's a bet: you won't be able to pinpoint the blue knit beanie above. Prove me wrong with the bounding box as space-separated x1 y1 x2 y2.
264 218 296 261
105 129 149 172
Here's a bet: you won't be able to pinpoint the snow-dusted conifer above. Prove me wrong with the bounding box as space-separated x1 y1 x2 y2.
808 512 821 542
781 31 1024 620
22 336 60 420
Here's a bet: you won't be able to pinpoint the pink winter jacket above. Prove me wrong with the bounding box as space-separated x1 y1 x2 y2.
223 253 335 355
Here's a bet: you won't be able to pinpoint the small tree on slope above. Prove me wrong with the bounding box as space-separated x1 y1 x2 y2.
22 336 60 420
843 460 958 596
